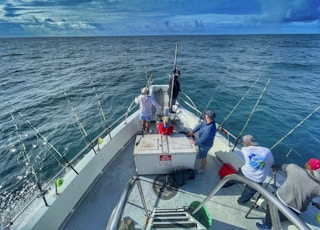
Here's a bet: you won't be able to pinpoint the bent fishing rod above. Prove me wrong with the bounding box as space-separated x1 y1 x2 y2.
10 112 49 206
219 75 260 129
232 78 271 151
63 92 98 155
270 104 320 151
9 104 79 174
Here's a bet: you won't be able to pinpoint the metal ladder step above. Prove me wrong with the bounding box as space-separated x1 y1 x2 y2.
147 207 207 229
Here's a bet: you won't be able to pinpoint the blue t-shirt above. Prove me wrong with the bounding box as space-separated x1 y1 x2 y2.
192 120 216 147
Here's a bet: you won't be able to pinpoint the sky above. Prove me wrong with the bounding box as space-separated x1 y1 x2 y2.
0 0 320 37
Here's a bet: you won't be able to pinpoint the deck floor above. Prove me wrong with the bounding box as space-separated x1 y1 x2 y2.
60 119 319 230
60 123 266 230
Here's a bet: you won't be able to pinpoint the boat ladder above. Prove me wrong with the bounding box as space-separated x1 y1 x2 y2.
146 207 207 229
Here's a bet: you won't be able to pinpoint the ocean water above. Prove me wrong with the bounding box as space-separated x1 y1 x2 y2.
0 35 320 226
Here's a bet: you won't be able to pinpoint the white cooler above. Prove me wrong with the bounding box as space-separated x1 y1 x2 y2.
134 133 197 175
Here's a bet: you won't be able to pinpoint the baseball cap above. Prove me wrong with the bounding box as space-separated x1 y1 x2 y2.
242 135 259 146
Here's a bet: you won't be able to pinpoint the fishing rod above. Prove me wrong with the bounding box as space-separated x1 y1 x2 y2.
270 105 320 151
63 92 98 155
232 78 270 151
9 104 79 174
219 75 260 129
10 112 49 206
91 81 112 140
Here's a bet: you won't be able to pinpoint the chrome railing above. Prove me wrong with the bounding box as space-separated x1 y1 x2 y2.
107 174 310 230
106 176 150 230
194 174 311 230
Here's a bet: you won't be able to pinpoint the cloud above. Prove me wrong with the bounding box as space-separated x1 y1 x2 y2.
3 3 23 17
258 0 320 23
0 0 319 37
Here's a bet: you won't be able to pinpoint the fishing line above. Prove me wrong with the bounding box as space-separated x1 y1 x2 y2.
9 104 79 174
10 112 49 206
63 91 98 155
198 67 229 123
232 78 271 151
219 75 260 129
270 105 320 151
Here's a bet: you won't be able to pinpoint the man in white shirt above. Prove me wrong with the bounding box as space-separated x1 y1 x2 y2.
135 87 161 134
237 134 274 204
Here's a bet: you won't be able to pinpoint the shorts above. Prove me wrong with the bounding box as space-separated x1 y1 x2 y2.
198 145 211 158
140 115 151 122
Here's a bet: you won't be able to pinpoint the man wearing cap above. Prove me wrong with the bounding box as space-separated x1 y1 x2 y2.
256 158 320 230
135 87 161 134
188 110 216 173
237 135 274 204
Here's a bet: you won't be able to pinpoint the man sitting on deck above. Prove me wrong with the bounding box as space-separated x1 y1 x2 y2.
256 158 320 230
236 135 274 205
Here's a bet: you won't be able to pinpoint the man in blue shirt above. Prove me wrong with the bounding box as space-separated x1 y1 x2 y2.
188 110 216 173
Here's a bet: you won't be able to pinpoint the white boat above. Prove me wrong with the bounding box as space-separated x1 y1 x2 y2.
4 44 319 230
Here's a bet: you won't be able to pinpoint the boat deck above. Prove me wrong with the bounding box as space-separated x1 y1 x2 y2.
60 120 266 230
60 118 319 230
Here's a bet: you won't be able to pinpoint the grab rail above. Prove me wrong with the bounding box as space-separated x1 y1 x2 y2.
107 174 310 230
192 174 310 230
106 176 150 230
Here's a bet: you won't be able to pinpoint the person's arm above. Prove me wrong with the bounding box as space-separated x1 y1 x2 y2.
281 164 289 171
192 123 201 134
134 96 139 104
150 97 161 115
195 128 210 146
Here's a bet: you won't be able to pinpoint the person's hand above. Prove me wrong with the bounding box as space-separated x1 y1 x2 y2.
156 114 162 122
272 164 282 172
190 139 195 145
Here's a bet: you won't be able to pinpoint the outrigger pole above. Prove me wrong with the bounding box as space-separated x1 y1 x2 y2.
169 43 179 112
270 104 320 150
9 104 79 174
10 112 49 206
232 78 271 151
64 92 98 155
219 75 260 129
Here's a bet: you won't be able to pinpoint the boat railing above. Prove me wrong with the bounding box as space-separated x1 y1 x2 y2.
107 174 311 230
178 91 203 118
107 176 150 230
4 104 139 229
125 99 138 123
195 174 311 230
